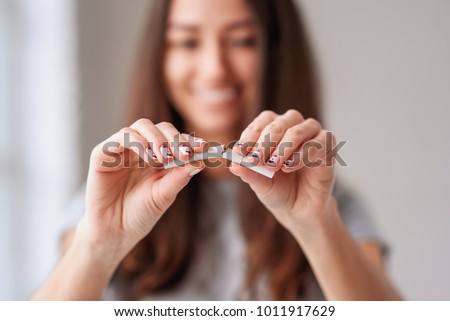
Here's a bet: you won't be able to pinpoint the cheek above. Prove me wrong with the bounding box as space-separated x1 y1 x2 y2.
164 52 192 99
230 50 262 123
230 51 261 95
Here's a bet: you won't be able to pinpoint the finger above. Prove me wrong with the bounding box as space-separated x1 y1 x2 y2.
234 110 277 156
247 109 305 166
155 161 206 210
90 127 152 171
281 129 331 173
129 118 171 163
181 133 208 153
155 122 193 162
228 161 275 198
267 118 322 171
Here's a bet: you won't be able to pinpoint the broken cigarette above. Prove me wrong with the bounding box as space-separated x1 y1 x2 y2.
163 145 275 178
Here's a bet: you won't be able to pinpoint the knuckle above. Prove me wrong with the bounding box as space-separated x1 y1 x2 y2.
307 118 322 131
157 121 174 130
286 126 304 138
265 123 284 135
285 108 305 122
247 123 264 134
134 118 152 127
118 127 131 135
259 110 277 119
157 121 170 127
284 108 303 117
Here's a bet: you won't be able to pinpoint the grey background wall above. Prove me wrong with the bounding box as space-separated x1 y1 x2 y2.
76 0 450 300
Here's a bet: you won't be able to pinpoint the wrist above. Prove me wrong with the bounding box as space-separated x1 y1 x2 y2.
71 217 131 272
288 196 342 246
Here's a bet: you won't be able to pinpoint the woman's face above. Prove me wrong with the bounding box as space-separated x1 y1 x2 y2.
163 0 261 138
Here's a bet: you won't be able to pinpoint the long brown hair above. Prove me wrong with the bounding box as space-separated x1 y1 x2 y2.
118 0 321 300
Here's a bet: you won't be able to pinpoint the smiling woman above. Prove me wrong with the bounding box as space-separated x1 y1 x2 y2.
32 0 401 301
163 0 261 136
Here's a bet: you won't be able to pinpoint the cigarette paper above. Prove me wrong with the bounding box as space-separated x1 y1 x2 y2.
163 145 225 169
221 149 275 178
163 144 275 178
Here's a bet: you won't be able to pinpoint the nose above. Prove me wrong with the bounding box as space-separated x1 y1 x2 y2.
197 40 230 85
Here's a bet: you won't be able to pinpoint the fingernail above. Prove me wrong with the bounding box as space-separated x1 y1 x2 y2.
194 137 206 143
145 147 158 160
267 155 280 167
160 145 173 158
235 141 247 154
189 167 204 177
283 159 294 167
249 149 262 159
179 144 192 156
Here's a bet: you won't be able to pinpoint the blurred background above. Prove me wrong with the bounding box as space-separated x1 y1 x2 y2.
1 0 449 300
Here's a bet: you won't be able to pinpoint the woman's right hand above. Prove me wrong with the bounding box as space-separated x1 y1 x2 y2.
76 119 206 262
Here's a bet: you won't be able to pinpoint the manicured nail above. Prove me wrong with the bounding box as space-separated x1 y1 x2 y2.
145 147 158 160
235 141 248 154
249 149 262 159
194 137 206 143
160 145 173 158
179 144 192 156
283 159 295 167
189 167 204 177
267 155 280 167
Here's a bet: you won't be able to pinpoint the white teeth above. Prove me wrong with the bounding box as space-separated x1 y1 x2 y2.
195 88 237 103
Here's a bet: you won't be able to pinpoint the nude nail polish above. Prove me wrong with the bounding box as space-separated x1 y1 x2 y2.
194 137 206 143
283 159 295 167
179 144 192 155
267 155 280 167
160 145 173 158
145 147 158 160
250 149 262 159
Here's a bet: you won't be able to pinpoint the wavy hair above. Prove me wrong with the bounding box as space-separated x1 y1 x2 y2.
117 0 321 300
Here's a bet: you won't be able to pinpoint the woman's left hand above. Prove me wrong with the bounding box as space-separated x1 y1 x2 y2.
230 110 338 235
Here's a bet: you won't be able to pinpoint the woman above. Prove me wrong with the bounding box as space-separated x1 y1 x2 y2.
33 0 400 300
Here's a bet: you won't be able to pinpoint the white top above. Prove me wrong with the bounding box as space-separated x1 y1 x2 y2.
62 177 387 300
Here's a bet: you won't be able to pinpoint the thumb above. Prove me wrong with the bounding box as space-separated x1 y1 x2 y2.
229 161 271 192
156 161 205 207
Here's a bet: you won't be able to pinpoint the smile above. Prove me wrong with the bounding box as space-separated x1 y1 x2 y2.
193 88 237 103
